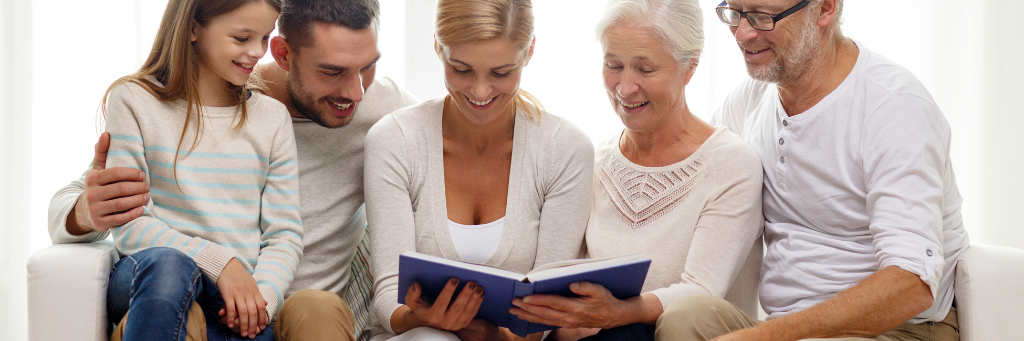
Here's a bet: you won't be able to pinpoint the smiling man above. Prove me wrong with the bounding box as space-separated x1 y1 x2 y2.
654 0 970 341
46 1 417 340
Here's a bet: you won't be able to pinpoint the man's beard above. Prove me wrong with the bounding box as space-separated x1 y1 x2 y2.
743 13 820 84
286 73 356 129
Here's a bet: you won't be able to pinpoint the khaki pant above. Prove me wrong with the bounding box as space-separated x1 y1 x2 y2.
111 289 356 341
655 295 959 341
275 289 357 341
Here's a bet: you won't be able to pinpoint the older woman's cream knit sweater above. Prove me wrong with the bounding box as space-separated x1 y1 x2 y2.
586 127 764 316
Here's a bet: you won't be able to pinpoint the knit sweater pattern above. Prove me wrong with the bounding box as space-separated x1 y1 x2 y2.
103 80 303 318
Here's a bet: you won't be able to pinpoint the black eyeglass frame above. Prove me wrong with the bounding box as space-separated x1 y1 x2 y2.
716 0 812 31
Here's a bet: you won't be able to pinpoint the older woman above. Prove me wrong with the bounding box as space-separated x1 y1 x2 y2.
363 1 594 341
509 0 763 340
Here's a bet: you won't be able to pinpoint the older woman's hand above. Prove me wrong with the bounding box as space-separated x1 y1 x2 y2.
509 282 651 329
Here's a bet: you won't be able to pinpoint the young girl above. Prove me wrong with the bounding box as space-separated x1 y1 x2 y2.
101 0 301 340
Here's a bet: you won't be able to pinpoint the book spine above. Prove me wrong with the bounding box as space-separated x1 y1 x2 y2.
508 281 535 337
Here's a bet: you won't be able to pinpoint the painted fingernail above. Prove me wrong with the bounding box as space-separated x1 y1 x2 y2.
467 282 475 289
476 286 483 294
450 278 458 285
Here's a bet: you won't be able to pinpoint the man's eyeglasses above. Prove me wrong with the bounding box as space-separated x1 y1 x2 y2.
716 0 811 31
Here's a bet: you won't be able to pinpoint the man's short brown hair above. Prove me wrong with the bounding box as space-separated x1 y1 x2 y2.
278 0 380 50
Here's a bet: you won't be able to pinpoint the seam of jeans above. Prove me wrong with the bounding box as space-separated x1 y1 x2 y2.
174 262 203 341
126 255 140 306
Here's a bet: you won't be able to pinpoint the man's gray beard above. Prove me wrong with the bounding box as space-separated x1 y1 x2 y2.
746 14 820 84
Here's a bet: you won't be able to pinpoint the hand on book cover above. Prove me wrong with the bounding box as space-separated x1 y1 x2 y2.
404 278 484 331
509 281 641 329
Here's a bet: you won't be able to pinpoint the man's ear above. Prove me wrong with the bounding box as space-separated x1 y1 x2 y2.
270 36 292 71
816 0 839 28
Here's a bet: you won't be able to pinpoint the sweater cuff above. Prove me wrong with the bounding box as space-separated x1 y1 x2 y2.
259 284 282 320
193 244 237 283
374 289 402 335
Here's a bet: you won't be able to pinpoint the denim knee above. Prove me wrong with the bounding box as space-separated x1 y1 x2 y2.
132 247 199 273
130 248 201 297
108 247 203 322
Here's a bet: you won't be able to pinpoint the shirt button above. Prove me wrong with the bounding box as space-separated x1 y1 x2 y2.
780 156 786 164
779 138 785 145
783 120 789 127
927 249 933 256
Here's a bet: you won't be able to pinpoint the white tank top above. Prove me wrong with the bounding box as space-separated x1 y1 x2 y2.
447 217 505 264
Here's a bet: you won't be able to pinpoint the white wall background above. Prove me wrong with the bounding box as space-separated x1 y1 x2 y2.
1 0 1022 340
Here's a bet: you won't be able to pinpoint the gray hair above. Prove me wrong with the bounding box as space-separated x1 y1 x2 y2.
835 0 844 21
595 0 704 67
831 0 844 34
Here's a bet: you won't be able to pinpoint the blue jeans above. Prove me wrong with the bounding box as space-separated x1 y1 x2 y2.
107 247 274 341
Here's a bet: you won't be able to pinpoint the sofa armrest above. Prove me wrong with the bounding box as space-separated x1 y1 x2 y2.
27 241 119 341
954 243 1024 341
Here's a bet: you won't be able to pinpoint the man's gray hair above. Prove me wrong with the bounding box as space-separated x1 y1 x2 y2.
832 0 844 33
595 0 703 67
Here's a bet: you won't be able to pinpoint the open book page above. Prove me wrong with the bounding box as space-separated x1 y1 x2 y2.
525 253 648 282
401 251 527 281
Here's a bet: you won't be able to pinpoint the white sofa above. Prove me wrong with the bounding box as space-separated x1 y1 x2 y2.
27 242 1024 341
27 241 118 341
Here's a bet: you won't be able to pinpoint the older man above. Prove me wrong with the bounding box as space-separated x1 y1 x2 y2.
655 0 969 340
46 0 417 340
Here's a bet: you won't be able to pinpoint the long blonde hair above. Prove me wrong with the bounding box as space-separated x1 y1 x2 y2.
435 0 544 119
101 0 281 188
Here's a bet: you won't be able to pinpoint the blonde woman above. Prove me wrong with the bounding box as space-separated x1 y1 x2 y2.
364 1 594 340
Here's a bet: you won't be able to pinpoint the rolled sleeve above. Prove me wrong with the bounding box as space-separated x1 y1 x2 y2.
863 94 949 298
